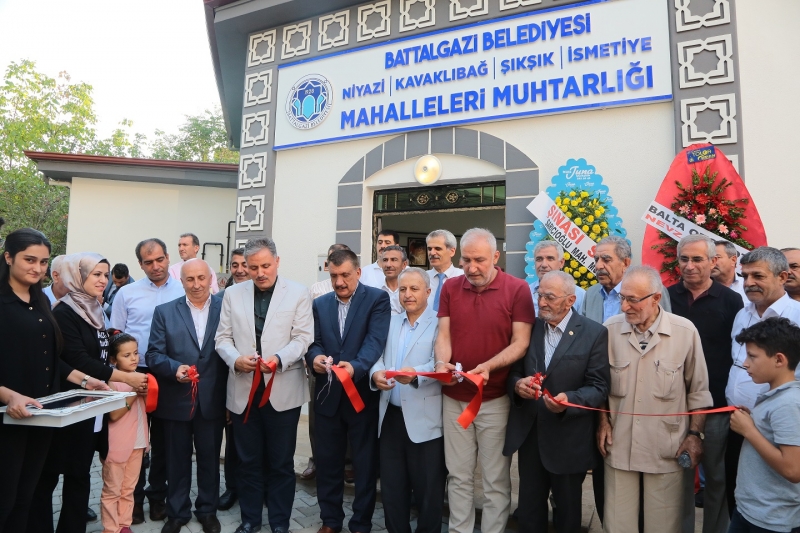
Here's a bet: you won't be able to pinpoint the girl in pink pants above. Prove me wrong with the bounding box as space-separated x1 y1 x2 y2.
101 331 149 533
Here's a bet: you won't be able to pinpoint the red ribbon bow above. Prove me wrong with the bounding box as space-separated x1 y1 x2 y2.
384 370 484 429
186 365 200 417
244 359 278 423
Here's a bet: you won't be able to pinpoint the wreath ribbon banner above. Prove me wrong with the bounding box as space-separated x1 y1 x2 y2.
641 200 749 257
526 193 598 274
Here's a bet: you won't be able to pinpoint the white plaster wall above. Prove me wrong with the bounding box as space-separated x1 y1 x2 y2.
273 102 675 287
736 0 800 249
66 178 237 279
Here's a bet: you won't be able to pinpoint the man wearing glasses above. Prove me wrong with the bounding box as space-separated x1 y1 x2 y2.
505 271 609 533
667 235 742 533
597 266 712 533
528 241 585 315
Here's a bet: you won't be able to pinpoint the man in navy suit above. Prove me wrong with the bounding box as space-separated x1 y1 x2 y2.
305 249 391 533
147 259 228 533
504 271 610 533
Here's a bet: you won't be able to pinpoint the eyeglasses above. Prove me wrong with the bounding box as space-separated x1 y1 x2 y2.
534 292 570 303
617 292 657 305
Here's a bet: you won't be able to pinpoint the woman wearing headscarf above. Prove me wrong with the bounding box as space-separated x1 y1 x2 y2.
0 231 108 533
27 253 149 533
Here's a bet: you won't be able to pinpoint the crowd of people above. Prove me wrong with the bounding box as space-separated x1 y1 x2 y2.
1 218 799 533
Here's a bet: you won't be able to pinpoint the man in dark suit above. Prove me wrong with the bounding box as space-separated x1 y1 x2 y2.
505 271 610 533
147 259 228 533
305 249 391 533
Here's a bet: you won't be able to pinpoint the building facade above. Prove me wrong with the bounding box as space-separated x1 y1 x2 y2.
205 0 799 285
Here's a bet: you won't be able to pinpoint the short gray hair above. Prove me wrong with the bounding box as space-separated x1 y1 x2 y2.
533 240 564 259
740 247 789 277
427 229 457 250
51 254 66 274
540 270 575 295
460 228 497 254
381 244 408 263
597 236 631 261
677 234 715 259
244 237 277 259
622 265 663 294
715 240 738 258
398 267 430 289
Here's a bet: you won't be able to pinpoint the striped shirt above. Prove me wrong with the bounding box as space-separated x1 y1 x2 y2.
334 284 358 337
544 309 573 369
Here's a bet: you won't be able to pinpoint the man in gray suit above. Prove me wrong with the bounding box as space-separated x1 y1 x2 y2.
214 238 314 533
579 235 670 524
370 267 445 533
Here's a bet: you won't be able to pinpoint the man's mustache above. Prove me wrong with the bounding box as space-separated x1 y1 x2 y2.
745 286 763 293
596 269 610 277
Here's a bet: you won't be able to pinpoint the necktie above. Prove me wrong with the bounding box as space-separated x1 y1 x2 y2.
433 273 446 311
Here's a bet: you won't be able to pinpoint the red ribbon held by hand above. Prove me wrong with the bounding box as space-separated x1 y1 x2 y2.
542 389 738 416
244 359 278 423
385 370 484 429
145 374 159 413
529 372 546 400
331 365 365 413
186 365 200 417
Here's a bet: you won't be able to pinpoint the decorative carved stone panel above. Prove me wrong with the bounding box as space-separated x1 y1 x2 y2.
499 0 542 11
681 93 737 147
357 1 391 42
241 111 270 148
677 34 733 88
236 195 266 232
248 30 277 67
675 0 730 32
282 21 312 59
319 11 350 50
238 153 268 189
450 0 488 21
243 69 273 108
400 0 436 33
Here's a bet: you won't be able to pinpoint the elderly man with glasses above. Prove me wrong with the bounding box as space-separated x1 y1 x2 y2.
598 266 712 533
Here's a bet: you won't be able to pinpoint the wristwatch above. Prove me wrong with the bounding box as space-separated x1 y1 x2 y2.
687 429 704 441
80 375 90 389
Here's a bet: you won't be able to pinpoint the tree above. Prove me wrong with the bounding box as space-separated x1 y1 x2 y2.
0 60 237 255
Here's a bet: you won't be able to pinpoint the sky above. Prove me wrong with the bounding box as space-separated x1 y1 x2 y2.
0 0 221 140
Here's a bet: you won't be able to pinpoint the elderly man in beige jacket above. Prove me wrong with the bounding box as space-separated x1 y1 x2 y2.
597 266 712 533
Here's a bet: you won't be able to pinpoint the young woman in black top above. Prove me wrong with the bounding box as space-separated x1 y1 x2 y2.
28 252 149 533
0 230 108 533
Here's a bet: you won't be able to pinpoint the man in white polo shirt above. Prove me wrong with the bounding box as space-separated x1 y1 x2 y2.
425 229 463 312
360 230 399 288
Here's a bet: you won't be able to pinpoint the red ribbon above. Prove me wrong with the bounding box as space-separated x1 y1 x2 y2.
145 374 158 413
244 359 278 423
529 372 546 400
385 370 484 429
542 390 738 417
331 365 365 413
186 365 200 417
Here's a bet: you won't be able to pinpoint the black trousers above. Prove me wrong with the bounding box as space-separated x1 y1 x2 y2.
28 418 96 533
162 403 224 522
223 419 240 493
315 394 379 532
0 422 52 533
592 446 605 524
133 367 168 506
517 426 587 533
379 405 445 533
231 390 301 530
725 428 745 518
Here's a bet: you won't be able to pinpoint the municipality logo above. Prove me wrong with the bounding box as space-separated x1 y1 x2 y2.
286 74 333 130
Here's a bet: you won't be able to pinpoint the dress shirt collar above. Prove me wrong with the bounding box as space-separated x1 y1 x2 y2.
635 306 663 338
600 281 623 300
335 283 359 306
430 263 460 278
756 380 800 406
186 295 212 311
547 309 573 333
147 275 178 290
255 278 277 295
744 292 793 320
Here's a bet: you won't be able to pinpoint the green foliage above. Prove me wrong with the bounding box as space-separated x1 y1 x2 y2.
0 60 237 255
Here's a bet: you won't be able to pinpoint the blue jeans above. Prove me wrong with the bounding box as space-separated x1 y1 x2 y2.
728 508 798 533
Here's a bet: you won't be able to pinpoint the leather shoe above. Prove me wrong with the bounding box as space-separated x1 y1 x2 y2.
161 519 188 533
218 489 238 511
317 527 339 533
234 524 261 533
150 499 168 521
86 507 97 522
198 515 221 533
132 503 145 525
301 458 316 480
272 528 288 533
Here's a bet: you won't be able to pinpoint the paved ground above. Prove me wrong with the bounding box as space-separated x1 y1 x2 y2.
56 415 702 532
